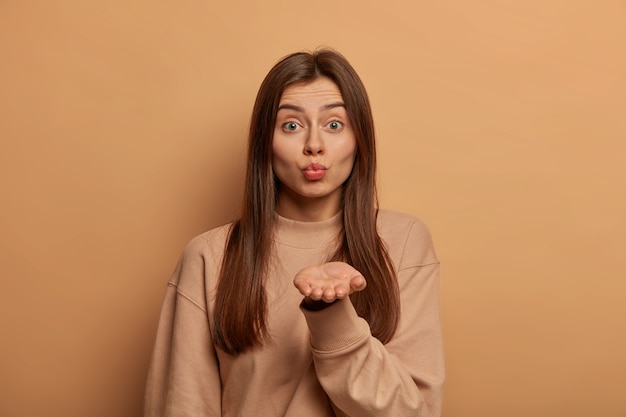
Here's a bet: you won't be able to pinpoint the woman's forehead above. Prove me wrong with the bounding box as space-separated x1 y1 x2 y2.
279 77 344 104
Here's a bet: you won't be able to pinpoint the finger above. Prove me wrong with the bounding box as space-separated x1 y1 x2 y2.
298 285 312 297
334 287 346 299
293 278 313 296
333 282 351 299
322 287 337 303
309 287 325 300
350 274 367 291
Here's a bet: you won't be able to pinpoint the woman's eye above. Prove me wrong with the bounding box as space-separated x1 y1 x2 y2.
327 120 343 130
283 121 300 131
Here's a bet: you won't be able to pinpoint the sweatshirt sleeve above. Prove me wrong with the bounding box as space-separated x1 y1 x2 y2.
300 219 445 417
143 235 222 417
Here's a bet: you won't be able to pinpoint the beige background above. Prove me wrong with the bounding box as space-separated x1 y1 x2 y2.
1 1 625 416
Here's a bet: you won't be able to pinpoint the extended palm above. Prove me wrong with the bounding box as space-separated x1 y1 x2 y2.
294 261 367 303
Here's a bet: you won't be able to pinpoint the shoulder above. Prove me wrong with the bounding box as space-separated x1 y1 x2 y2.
377 209 429 235
169 222 233 289
376 209 433 247
376 209 439 270
182 222 233 259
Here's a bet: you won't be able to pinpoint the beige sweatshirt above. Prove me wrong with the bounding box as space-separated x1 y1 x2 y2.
144 210 444 417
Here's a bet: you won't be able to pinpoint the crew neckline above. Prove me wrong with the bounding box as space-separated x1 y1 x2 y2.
274 211 343 249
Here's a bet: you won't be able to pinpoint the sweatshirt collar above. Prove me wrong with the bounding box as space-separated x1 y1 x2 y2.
274 211 343 249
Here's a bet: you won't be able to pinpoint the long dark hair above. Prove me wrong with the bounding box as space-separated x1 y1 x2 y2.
213 49 400 354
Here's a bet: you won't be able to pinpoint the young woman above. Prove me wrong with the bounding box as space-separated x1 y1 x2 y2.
144 49 444 417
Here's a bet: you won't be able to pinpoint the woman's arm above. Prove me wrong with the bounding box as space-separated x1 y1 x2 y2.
296 220 445 417
144 236 222 417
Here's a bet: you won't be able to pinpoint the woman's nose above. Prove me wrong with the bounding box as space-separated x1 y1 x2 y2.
304 127 324 155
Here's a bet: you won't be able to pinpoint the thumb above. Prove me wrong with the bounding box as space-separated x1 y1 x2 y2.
349 273 367 291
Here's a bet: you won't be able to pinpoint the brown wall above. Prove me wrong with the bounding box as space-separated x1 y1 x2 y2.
1 1 625 416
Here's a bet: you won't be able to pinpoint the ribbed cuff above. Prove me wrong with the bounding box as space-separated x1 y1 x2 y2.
300 297 371 353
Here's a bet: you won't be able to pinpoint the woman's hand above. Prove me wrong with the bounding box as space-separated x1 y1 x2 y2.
294 262 367 307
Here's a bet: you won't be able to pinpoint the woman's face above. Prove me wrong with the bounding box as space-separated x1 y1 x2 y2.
272 76 357 221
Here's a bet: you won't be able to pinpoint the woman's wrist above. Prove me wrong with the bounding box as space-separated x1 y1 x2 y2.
301 297 337 311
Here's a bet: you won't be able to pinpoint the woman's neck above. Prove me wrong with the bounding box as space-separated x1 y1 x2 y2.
275 189 343 222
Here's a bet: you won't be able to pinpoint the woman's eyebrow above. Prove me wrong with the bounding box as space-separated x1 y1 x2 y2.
322 102 346 110
277 103 304 112
277 102 346 112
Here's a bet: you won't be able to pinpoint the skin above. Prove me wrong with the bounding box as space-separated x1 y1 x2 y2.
294 262 367 309
272 76 356 222
271 77 367 306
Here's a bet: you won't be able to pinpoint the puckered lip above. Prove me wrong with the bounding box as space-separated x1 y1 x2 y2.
303 162 327 171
